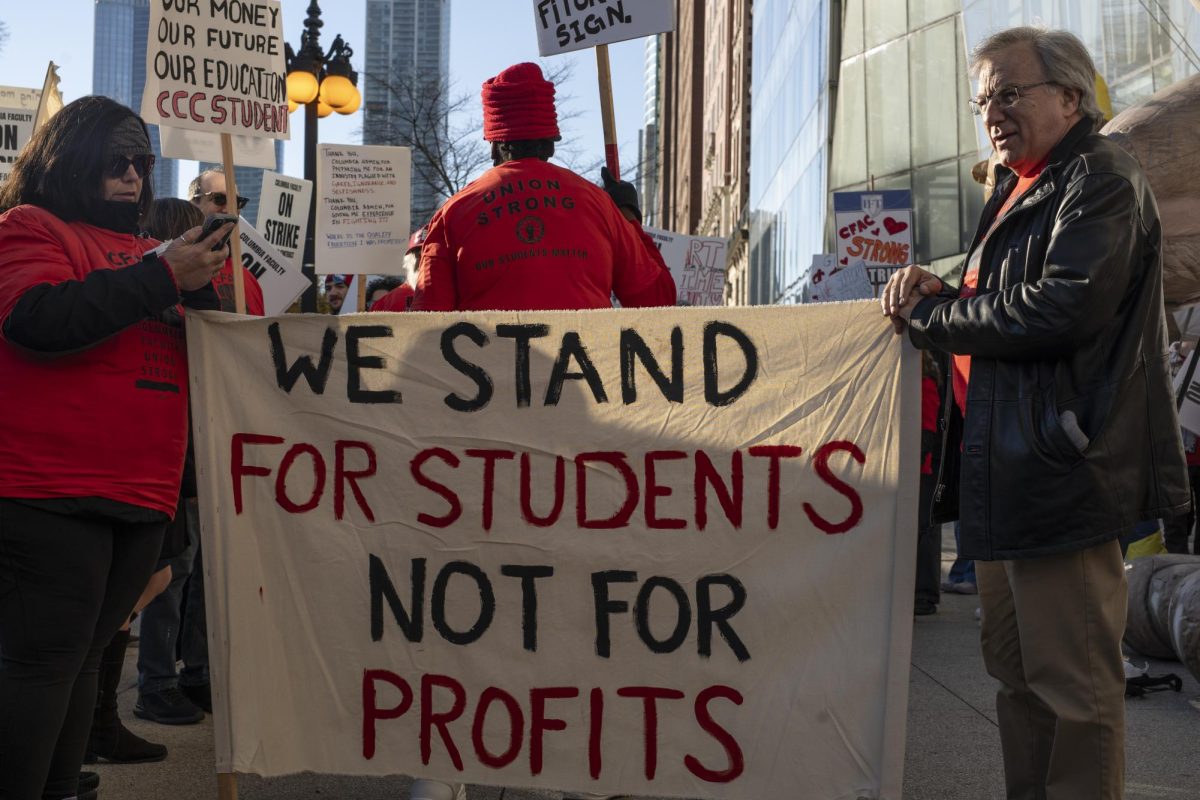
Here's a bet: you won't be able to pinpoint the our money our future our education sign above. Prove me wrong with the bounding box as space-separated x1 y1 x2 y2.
532 0 675 55
643 226 729 307
187 303 919 799
0 85 39 182
315 143 411 277
833 190 914 296
141 0 289 140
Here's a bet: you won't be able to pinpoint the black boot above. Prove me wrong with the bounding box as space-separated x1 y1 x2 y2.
84 629 168 764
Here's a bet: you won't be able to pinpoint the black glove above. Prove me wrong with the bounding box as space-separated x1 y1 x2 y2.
601 166 642 223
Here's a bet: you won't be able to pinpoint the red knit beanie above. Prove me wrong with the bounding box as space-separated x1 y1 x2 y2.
481 63 560 142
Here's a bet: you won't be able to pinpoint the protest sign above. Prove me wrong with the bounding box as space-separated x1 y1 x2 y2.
532 0 675 56
0 86 39 182
643 226 728 306
188 303 919 799
801 254 838 303
236 217 312 316
257 171 313 268
815 260 874 303
160 126 279 168
141 0 289 139
316 144 411 275
833 190 913 296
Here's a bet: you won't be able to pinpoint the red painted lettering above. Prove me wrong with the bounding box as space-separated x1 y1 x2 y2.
529 687 579 775
684 685 745 783
411 448 463 528
230 432 284 514
466 449 516 531
617 686 686 780
747 445 804 529
420 673 466 769
804 440 866 534
644 450 687 529
471 686 523 769
362 669 413 759
575 452 638 529
335 440 377 522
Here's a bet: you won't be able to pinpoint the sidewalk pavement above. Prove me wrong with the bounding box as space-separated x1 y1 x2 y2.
96 529 1200 799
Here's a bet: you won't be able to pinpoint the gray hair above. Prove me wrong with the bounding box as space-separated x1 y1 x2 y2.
187 166 225 203
970 27 1105 127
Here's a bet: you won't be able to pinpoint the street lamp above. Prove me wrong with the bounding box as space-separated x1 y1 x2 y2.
285 1 361 311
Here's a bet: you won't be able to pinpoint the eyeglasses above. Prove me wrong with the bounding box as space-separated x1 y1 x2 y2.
968 81 1057 116
107 154 155 179
192 191 249 210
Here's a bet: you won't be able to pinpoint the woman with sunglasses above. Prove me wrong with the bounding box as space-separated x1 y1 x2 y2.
0 96 233 800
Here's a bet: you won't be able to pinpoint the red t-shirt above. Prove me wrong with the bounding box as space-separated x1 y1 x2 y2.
952 160 1047 416
414 159 676 311
211 258 265 315
0 205 189 515
370 283 415 312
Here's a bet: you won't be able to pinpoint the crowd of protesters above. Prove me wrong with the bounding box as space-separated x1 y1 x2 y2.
0 24 1195 800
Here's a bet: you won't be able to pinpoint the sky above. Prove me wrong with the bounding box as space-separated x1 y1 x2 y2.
0 1 649 195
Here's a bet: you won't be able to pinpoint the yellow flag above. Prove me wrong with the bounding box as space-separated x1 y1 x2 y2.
32 62 63 133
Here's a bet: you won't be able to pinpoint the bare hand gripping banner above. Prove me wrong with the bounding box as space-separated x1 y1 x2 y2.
186 303 919 799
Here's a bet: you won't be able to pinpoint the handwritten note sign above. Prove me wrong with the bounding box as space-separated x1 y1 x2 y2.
643 226 728 306
188 304 918 799
0 86 39 182
257 171 313 269
315 144 411 275
833 190 913 296
532 0 674 56
141 0 289 139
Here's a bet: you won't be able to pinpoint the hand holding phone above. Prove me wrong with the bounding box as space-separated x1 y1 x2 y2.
200 213 239 252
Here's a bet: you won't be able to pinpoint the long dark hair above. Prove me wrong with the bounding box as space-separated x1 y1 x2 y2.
0 96 155 221
142 198 203 241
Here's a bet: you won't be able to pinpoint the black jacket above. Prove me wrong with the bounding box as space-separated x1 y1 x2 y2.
908 117 1189 561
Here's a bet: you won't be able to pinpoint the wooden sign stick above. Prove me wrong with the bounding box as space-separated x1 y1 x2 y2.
220 133 247 315
357 275 368 312
595 44 620 180
217 772 239 800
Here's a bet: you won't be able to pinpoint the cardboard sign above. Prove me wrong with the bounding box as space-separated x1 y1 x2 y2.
160 126 279 168
236 217 312 316
257 171 313 269
187 303 918 799
315 144 411 275
532 0 675 56
815 261 874 303
0 86 39 182
833 191 913 296
141 0 289 139
643 226 728 306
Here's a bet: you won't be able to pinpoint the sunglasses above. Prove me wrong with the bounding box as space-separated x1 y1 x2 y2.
193 191 249 210
107 154 155 179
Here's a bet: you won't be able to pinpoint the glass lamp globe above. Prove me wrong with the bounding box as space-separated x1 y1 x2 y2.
319 74 356 110
286 70 319 105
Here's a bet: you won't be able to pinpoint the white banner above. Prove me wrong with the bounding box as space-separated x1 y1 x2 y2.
0 86 39 182
141 0 289 139
257 171 313 269
643 226 728 306
159 126 279 168
532 0 675 56
188 304 918 798
236 216 311 316
316 144 411 275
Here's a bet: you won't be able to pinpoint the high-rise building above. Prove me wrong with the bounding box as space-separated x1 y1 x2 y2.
93 0 178 200
362 0 452 228
637 36 662 229
647 0 1200 306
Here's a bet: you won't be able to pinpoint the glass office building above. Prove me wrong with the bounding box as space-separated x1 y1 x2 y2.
93 0 179 200
363 0 452 228
747 0 1200 303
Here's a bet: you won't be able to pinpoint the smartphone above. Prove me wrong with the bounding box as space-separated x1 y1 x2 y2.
200 213 238 251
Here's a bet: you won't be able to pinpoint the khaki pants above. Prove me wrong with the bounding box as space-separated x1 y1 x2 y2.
976 538 1127 800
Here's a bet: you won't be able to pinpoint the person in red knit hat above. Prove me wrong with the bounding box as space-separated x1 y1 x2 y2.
407 61 663 800
412 62 675 313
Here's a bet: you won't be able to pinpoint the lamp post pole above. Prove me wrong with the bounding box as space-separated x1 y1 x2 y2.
301 97 319 311
286 1 359 312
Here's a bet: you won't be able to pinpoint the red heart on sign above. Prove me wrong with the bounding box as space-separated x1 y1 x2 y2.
871 228 880 236
884 217 908 235
839 257 848 265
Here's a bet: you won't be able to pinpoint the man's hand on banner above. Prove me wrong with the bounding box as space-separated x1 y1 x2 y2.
882 265 944 334
162 223 236 291
601 166 642 223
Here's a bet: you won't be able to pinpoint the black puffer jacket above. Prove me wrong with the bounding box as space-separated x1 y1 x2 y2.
908 117 1188 561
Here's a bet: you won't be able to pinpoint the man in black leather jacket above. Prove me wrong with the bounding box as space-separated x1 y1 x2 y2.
882 27 1187 800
